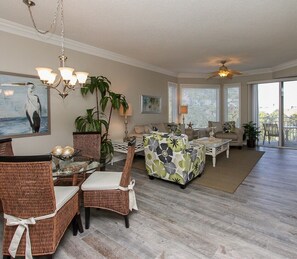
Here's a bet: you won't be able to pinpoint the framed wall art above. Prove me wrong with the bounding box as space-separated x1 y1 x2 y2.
0 71 50 138
141 95 161 114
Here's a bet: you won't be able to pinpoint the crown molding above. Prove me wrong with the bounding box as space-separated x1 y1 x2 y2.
0 18 177 77
1 18 297 79
177 73 208 79
271 59 297 72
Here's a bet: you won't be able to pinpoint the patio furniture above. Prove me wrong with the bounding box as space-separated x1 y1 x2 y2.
143 133 206 188
263 123 279 144
0 154 83 259
81 137 138 228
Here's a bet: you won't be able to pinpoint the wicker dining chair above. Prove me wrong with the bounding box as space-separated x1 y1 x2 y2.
0 154 83 259
81 137 138 228
0 138 14 214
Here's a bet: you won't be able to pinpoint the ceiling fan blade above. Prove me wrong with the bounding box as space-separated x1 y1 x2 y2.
227 73 233 79
207 71 220 79
229 70 242 75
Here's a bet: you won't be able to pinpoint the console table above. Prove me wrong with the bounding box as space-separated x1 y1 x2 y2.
111 139 144 164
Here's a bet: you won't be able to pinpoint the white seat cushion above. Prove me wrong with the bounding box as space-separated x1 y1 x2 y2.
54 186 79 211
81 171 122 191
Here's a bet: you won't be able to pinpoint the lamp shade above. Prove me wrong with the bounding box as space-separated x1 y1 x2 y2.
180 105 188 114
119 103 133 116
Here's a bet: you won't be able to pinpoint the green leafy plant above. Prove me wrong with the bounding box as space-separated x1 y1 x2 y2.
242 121 261 147
75 76 128 160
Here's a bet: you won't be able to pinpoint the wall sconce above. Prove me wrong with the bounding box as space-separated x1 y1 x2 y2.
179 105 188 124
119 103 133 142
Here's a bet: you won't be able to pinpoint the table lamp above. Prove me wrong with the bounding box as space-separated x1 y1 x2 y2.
180 105 188 125
119 103 133 142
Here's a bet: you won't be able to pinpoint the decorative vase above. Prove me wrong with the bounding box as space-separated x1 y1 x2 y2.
209 127 216 139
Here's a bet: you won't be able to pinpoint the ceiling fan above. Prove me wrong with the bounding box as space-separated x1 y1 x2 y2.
207 60 242 79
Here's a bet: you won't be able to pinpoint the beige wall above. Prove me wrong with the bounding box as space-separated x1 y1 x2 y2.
1 31 297 155
0 31 176 155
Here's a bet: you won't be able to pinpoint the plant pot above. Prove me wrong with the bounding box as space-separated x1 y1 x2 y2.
246 139 256 148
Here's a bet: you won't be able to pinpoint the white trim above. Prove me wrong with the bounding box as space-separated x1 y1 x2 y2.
180 83 220 89
0 18 176 77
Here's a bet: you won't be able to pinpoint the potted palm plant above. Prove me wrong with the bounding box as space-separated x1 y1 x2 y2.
75 76 128 161
242 121 261 148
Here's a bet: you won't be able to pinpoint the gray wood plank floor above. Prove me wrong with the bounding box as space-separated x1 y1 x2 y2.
1 147 297 258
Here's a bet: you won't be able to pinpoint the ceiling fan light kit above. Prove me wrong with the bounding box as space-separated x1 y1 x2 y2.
208 60 242 79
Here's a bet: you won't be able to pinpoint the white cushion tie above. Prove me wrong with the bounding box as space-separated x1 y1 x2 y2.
4 211 56 259
118 179 138 211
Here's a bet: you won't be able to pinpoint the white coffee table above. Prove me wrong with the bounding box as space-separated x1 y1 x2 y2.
191 137 232 167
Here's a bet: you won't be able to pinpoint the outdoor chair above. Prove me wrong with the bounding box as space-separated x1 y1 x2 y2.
81 137 138 228
0 154 83 259
263 123 279 144
0 138 14 213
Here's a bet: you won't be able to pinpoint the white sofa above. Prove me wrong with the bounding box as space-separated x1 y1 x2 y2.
129 123 190 139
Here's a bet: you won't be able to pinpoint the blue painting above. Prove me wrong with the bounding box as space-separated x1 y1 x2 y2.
0 72 50 138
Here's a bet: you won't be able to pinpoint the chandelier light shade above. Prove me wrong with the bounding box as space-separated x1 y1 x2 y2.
179 105 188 124
24 0 89 99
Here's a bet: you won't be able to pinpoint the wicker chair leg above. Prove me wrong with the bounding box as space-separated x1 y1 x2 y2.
124 215 129 228
85 207 90 229
76 213 84 233
72 216 79 236
46 255 53 259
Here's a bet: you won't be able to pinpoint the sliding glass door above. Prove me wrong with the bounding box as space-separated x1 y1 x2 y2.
283 81 297 148
256 81 297 148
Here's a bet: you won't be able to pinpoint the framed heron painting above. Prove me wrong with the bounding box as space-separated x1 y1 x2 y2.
0 71 50 138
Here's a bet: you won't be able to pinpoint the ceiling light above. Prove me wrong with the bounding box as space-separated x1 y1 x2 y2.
24 0 89 99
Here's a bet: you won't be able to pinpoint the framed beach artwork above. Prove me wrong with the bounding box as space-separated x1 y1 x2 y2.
141 95 161 114
0 71 50 138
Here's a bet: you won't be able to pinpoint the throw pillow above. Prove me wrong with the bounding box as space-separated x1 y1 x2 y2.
134 125 145 134
144 125 152 133
208 121 223 132
223 121 236 133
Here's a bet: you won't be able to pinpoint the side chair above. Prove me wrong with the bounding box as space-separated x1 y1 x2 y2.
81 137 138 228
0 138 14 214
0 154 83 259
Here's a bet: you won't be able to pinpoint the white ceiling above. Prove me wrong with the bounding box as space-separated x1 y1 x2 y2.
1 0 297 77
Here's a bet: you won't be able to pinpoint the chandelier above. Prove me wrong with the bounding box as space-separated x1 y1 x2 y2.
24 0 89 99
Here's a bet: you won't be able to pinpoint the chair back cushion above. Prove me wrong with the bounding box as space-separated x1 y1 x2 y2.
0 155 56 217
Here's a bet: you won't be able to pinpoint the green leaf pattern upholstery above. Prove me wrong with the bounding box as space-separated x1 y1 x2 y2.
143 133 206 186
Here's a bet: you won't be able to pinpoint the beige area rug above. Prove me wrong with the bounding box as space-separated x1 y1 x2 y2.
132 148 264 194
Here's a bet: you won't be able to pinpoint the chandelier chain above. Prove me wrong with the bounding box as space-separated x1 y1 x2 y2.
60 0 64 56
27 0 61 35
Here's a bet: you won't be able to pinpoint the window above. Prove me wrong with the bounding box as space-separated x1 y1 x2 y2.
168 82 178 123
181 84 220 127
224 84 241 127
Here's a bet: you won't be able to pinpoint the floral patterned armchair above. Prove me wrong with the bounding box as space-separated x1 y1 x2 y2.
143 133 206 188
